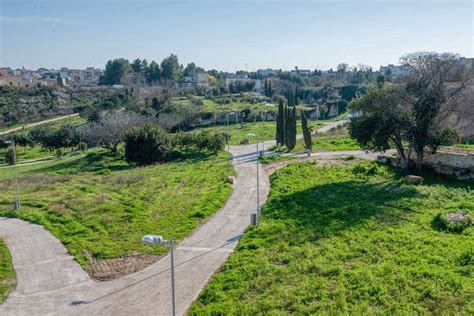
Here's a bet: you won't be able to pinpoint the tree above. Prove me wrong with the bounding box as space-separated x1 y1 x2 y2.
161 54 182 81
131 58 143 73
82 111 144 152
349 52 471 172
124 124 171 165
399 52 470 171
301 110 312 154
285 106 297 150
145 61 161 84
5 148 15 165
99 58 131 85
349 85 409 167
183 62 204 77
275 97 286 147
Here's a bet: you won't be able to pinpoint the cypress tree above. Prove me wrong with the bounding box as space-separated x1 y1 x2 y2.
287 106 297 150
301 110 312 154
276 99 285 147
284 106 297 150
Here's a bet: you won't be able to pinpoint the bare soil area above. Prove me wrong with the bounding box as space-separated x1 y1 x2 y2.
87 253 165 281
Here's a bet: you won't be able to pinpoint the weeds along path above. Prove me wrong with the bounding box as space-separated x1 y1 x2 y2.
0 120 348 315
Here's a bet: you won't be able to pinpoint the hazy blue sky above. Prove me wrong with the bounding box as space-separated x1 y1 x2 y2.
1 0 473 71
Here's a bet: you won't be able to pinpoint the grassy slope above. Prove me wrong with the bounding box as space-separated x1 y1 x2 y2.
191 162 474 314
0 238 15 304
0 149 233 268
199 121 323 145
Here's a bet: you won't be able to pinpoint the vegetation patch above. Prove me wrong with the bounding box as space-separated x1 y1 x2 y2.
0 238 15 304
0 149 233 272
191 162 474 314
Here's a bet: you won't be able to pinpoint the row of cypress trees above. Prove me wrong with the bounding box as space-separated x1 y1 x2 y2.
276 99 297 150
276 99 313 152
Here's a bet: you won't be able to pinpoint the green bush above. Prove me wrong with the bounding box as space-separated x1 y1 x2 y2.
174 131 226 154
124 124 171 165
5 148 15 165
55 148 63 158
78 142 87 152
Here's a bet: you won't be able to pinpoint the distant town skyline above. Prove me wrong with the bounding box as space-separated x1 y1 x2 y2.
1 0 473 71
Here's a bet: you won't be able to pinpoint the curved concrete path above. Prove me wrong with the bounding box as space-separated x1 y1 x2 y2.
0 120 351 315
0 142 270 315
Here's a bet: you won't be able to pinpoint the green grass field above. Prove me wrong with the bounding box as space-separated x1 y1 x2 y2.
199 121 324 145
295 134 361 152
0 238 15 304
191 162 474 314
0 149 233 268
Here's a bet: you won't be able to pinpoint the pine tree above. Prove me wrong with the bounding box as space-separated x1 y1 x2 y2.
276 99 285 147
301 110 312 154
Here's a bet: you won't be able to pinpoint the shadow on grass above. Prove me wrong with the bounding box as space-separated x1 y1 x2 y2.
261 179 420 238
34 150 131 174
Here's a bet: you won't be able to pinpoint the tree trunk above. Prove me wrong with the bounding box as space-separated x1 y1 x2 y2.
394 142 407 169
415 151 423 173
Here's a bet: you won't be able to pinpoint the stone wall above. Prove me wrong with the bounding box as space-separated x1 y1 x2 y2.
379 147 474 180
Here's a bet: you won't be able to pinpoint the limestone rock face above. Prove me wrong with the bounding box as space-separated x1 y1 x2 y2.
446 212 472 225
403 175 424 184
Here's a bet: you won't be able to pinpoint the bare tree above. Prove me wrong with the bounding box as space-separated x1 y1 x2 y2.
82 110 146 152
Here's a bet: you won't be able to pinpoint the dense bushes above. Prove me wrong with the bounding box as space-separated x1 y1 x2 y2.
5 148 15 165
174 131 226 154
125 125 226 165
124 125 171 165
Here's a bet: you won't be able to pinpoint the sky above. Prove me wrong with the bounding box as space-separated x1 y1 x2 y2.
1 0 473 71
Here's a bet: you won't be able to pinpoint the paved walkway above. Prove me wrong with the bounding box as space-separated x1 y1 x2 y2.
0 114 80 136
0 119 355 315
0 142 270 315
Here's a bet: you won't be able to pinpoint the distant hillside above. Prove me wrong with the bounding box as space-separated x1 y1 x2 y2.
0 86 125 128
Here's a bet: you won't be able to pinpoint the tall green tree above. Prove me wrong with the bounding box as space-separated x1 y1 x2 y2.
161 54 182 81
301 110 312 154
99 58 131 85
349 52 470 172
276 97 286 147
285 106 297 150
145 61 161 84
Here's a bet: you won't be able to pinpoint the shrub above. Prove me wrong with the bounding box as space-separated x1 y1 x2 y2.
78 142 87 152
5 148 15 165
55 148 63 158
124 124 171 165
174 131 226 154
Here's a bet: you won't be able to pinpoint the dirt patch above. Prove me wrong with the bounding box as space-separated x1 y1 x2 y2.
87 253 165 281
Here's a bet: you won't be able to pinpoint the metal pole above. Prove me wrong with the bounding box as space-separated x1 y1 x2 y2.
256 137 260 223
170 237 176 316
227 115 230 172
12 141 20 210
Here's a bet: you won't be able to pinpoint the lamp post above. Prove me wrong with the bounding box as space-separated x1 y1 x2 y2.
226 112 235 171
5 141 20 210
141 235 176 316
246 133 260 223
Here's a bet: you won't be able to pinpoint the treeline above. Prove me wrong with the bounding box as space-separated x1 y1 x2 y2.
99 54 205 86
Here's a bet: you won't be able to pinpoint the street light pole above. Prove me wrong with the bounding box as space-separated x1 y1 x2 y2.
256 136 260 222
170 237 176 316
13 141 20 210
247 133 260 224
141 235 176 316
226 114 230 172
